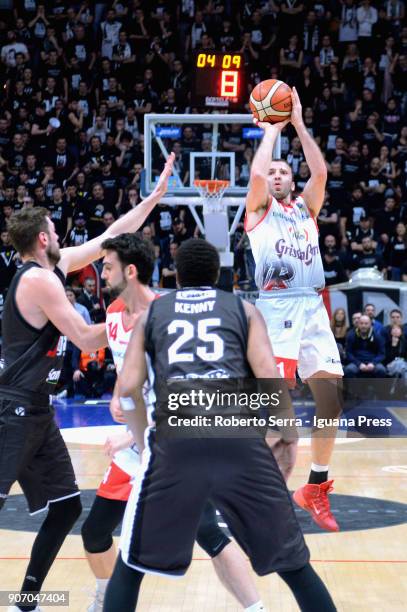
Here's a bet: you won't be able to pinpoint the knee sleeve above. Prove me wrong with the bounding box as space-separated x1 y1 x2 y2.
196 502 230 558
81 496 126 554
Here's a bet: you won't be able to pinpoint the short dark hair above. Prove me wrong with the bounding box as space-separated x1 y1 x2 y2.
269 158 293 176
101 233 155 285
175 238 219 287
390 308 402 316
7 207 49 255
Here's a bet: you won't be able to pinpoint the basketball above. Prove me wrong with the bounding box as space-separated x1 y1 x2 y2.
249 79 292 124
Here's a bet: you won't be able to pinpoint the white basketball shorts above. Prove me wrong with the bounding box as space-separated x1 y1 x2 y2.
256 289 343 380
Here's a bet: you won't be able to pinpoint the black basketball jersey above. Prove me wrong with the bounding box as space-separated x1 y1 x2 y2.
0 262 66 405
145 287 251 382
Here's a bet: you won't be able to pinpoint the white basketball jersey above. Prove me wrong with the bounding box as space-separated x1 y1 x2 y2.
246 195 325 291
106 297 155 417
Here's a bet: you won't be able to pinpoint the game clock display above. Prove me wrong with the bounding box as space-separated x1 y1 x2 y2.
191 52 246 109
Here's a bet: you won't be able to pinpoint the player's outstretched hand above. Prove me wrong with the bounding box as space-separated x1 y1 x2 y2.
104 430 134 459
289 87 303 130
152 152 176 199
253 118 289 132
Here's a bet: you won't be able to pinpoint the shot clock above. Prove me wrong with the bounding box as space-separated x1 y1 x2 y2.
191 52 246 109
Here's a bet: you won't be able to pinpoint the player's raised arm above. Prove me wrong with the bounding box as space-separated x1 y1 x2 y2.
58 153 175 275
118 310 149 453
28 267 108 350
246 120 288 213
289 87 327 217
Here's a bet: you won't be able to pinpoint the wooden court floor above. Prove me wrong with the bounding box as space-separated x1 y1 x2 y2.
1 437 406 612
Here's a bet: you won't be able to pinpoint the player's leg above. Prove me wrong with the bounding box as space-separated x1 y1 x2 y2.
103 554 144 612
212 438 336 610
15 416 81 611
277 563 336 611
197 501 265 610
107 433 214 609
294 296 343 531
16 496 82 612
81 495 127 611
82 451 137 611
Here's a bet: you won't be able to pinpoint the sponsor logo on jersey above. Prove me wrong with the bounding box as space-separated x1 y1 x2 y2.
284 320 292 328
15 406 25 416
46 368 61 383
171 368 229 380
259 259 295 290
325 357 342 364
275 238 319 266
176 289 217 301
46 335 67 358
288 226 309 241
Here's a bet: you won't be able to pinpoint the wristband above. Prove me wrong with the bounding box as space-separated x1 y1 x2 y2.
120 396 136 411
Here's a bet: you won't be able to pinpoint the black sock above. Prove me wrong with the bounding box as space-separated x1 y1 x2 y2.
103 555 144 612
278 562 336 611
308 469 328 485
18 496 82 612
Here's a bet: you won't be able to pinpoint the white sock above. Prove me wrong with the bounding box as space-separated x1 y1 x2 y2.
96 578 109 595
311 463 329 472
244 602 266 612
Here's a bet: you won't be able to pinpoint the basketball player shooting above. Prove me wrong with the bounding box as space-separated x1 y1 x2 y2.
0 155 174 612
246 87 343 532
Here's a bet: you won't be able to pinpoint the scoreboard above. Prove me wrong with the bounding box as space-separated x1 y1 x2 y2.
191 52 246 109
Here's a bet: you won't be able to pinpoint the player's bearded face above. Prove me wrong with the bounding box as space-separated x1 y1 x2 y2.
107 266 128 298
45 228 61 265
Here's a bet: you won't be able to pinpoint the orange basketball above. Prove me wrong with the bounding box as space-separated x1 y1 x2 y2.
249 79 292 124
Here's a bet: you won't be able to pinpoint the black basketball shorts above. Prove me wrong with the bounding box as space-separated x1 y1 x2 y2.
0 395 79 514
119 428 309 577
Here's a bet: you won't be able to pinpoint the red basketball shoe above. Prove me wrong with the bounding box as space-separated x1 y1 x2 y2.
293 480 339 532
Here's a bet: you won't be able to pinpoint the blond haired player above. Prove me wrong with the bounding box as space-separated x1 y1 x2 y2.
245 87 343 532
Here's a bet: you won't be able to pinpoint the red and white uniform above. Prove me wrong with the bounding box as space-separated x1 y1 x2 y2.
246 195 343 379
97 298 153 501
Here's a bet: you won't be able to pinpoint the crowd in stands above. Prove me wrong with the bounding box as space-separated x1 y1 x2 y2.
331 304 407 379
0 1 406 391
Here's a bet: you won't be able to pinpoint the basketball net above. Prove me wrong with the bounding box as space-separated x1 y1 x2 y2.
194 179 230 214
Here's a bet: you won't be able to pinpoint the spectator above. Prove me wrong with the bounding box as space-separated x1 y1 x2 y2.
1 29 29 68
171 216 192 244
384 309 407 339
0 226 17 300
65 285 91 324
350 214 378 252
351 235 385 274
384 222 407 280
68 211 89 246
364 303 385 336
161 241 178 289
330 307 348 362
322 244 348 286
357 0 378 58
344 315 386 378
385 325 407 380
77 276 105 324
72 347 113 398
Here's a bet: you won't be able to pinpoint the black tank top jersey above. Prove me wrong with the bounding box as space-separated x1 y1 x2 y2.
145 287 252 381
0 262 66 404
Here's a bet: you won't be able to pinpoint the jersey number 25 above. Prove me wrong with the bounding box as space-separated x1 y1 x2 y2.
168 318 224 364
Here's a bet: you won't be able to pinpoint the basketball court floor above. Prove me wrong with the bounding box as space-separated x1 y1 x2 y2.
1 397 406 611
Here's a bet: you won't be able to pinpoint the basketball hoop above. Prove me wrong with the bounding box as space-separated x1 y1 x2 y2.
194 179 230 214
